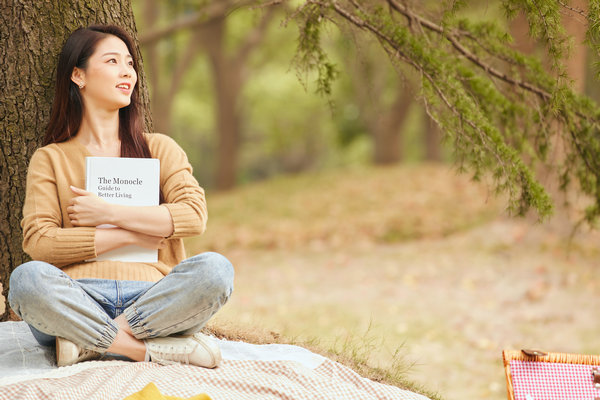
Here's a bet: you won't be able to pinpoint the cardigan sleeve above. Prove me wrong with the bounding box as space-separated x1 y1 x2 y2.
149 134 208 239
21 149 97 266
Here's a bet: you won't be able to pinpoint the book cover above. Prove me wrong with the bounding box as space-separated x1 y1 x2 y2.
85 156 160 263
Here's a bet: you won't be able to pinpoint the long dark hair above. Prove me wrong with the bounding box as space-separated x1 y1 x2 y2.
44 25 151 159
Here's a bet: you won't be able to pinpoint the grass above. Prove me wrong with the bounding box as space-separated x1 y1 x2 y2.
205 320 443 400
188 163 506 399
187 163 503 254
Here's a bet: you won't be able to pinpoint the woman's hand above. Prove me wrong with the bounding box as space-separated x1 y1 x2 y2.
68 186 113 227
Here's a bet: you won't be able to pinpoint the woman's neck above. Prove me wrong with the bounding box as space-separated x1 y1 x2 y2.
76 108 121 157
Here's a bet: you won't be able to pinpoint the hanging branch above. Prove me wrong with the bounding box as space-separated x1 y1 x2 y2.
285 0 600 224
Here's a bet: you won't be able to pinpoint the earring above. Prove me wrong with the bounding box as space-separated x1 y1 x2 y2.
79 83 84 89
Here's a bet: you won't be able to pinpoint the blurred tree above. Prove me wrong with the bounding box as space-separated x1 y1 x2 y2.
202 8 279 189
423 115 442 162
138 1 280 190
288 0 600 225
341 33 414 164
339 33 444 164
138 1 231 134
0 0 152 321
562 0 588 94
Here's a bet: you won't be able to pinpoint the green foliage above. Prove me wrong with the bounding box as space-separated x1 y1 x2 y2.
293 3 339 97
589 1 600 77
289 0 600 226
502 0 568 71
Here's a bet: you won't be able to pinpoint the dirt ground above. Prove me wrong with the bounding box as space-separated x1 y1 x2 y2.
209 214 600 400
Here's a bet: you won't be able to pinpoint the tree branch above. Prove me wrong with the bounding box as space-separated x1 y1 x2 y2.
167 28 206 102
139 0 253 45
235 3 280 65
384 0 553 101
558 0 587 19
326 0 545 207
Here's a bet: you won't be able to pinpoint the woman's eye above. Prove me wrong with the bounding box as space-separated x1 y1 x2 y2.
108 59 117 63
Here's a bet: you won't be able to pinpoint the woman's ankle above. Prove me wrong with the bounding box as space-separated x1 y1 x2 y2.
106 328 146 361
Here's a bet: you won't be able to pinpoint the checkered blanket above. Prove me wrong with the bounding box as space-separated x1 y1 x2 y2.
0 359 430 400
0 322 430 400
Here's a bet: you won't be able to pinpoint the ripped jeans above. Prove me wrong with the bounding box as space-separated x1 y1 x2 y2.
8 252 234 352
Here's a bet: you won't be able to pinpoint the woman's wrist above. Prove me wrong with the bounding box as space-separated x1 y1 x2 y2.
95 227 136 255
106 204 120 227
102 204 173 237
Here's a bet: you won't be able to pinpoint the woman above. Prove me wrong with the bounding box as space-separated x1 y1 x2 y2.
8 25 233 368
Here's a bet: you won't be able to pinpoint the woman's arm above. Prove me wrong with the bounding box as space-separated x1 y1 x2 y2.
22 149 97 266
94 227 166 255
68 186 174 238
68 134 208 239
150 134 207 239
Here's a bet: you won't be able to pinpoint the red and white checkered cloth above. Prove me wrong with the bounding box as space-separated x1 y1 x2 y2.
0 359 430 400
510 359 600 400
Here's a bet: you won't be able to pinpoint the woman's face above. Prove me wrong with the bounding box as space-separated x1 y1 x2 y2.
72 35 137 111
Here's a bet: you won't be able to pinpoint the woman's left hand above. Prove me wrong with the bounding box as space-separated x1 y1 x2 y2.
68 186 112 227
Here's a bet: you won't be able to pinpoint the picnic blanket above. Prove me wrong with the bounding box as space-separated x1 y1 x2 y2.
0 321 430 400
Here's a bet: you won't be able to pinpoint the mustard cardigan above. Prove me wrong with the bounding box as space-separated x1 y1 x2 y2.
21 133 207 282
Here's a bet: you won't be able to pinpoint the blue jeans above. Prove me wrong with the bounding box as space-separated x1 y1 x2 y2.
8 252 234 352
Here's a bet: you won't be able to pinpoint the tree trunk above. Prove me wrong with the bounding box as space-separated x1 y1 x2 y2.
0 0 152 321
563 0 587 94
424 114 442 162
343 35 414 165
372 84 412 164
510 12 537 55
202 17 243 190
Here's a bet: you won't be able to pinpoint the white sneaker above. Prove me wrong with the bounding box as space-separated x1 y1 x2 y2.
56 337 101 367
144 332 222 368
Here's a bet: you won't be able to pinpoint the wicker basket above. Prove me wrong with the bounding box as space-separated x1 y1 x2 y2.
503 349 600 400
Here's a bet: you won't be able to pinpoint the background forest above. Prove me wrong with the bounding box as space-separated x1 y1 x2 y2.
133 0 451 189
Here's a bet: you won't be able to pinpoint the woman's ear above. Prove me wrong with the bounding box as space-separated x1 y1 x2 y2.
71 67 85 88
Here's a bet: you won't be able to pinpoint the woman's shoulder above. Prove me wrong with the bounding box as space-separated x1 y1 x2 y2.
145 133 186 158
29 140 76 163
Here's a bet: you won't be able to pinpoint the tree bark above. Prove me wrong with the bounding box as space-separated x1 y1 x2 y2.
0 0 152 321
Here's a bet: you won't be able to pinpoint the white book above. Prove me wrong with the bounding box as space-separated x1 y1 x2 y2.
85 156 160 263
